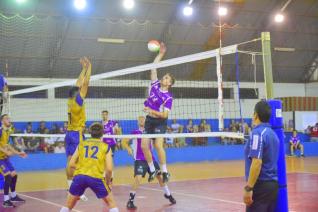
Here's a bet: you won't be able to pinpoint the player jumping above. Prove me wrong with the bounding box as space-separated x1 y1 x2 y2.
65 57 91 201
142 42 175 183
60 123 119 212
123 116 176 209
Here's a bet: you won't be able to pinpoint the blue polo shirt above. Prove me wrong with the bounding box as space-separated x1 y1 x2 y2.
0 74 7 92
245 123 279 181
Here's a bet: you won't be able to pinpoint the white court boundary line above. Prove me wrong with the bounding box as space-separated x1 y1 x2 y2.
19 193 82 212
123 185 245 206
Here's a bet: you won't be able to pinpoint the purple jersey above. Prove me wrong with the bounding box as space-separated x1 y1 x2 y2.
144 80 173 112
130 129 155 161
103 120 117 146
290 136 299 145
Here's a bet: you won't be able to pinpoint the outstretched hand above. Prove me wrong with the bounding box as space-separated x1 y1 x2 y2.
80 57 92 71
159 42 167 55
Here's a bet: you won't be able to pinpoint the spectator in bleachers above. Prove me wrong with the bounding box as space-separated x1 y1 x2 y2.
165 127 174 148
54 142 66 154
37 121 48 134
310 123 318 142
171 119 181 133
60 122 68 134
198 120 208 146
50 123 60 134
305 125 311 135
40 129 55 153
289 130 305 157
13 137 26 152
186 119 195 145
186 119 194 133
192 125 200 146
23 124 39 153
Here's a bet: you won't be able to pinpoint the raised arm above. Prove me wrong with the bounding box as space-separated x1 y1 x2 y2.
150 42 166 82
76 57 92 98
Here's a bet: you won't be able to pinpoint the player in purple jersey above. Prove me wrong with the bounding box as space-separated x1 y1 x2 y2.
101 110 119 157
122 116 176 209
289 130 305 157
142 42 175 183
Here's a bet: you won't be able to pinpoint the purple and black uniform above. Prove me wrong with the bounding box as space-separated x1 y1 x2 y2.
290 136 300 148
103 120 118 155
130 129 160 177
144 80 173 134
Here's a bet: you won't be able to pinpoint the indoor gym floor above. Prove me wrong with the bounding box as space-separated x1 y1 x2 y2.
1 157 317 212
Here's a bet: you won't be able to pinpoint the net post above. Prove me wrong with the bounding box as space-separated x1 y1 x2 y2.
262 32 289 212
216 54 224 131
261 32 274 99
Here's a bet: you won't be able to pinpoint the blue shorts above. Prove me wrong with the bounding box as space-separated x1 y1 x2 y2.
69 175 111 199
0 158 15 175
65 131 84 156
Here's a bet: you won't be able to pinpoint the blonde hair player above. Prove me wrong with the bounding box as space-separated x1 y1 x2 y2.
142 42 175 183
60 123 118 212
65 57 91 201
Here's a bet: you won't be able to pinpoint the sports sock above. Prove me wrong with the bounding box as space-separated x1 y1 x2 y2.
163 185 171 196
60 206 70 212
148 162 156 172
10 175 17 194
109 207 119 212
161 164 168 173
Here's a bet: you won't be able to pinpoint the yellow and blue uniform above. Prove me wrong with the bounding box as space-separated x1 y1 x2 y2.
65 93 86 156
0 127 15 175
69 138 111 198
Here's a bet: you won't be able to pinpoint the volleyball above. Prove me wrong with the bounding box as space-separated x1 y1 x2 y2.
147 40 160 52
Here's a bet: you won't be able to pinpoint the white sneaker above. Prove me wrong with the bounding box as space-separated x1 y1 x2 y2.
80 195 88 201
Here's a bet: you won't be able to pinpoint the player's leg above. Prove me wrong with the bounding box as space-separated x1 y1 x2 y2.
153 138 170 183
154 162 176 204
65 131 88 201
89 177 119 211
127 160 147 209
60 194 80 212
289 143 294 156
60 175 86 211
1 159 16 208
8 170 25 203
299 144 305 157
141 138 158 182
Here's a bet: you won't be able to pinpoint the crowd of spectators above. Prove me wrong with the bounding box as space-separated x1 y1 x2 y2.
10 119 254 153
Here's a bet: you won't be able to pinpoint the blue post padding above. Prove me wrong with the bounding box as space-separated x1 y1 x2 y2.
267 99 288 212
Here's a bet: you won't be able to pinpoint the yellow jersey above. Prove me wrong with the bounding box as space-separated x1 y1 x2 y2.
67 93 86 131
0 127 12 160
74 138 110 179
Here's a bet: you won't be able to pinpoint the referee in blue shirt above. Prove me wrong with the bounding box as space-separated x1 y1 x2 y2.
244 100 279 212
0 74 8 115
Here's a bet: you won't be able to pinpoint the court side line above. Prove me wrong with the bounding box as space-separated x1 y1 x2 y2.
18 193 82 212
133 185 245 206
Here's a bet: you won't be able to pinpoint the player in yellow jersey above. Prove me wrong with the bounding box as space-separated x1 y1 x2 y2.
65 57 91 201
0 114 27 208
60 123 119 212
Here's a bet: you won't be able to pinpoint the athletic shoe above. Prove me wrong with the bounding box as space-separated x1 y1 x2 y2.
164 194 176 204
126 200 137 209
148 169 159 182
80 195 88 201
162 172 170 183
10 195 26 203
301 154 305 158
3 200 15 208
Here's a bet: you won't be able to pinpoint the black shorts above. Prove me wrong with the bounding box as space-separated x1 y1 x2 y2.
291 143 301 150
145 116 168 134
110 145 116 157
134 160 160 177
246 180 278 212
